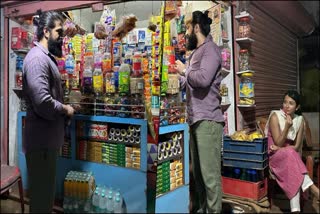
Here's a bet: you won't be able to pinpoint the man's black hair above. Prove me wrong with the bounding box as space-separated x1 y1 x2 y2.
33 9 64 41
191 10 212 36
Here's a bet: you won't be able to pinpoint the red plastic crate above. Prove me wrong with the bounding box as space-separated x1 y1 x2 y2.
222 176 267 201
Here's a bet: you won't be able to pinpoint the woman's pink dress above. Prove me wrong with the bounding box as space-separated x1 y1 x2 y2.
267 129 307 199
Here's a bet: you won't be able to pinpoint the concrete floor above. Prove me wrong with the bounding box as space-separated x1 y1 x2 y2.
1 186 319 213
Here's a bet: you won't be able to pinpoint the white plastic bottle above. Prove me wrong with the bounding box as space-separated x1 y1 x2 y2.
106 193 114 213
92 190 100 213
113 196 122 213
99 193 107 213
114 189 122 205
65 54 75 75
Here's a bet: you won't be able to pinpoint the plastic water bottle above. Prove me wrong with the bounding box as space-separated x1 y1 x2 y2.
106 193 114 212
99 193 107 213
84 198 91 213
113 196 122 213
114 189 122 205
92 190 100 213
65 54 75 75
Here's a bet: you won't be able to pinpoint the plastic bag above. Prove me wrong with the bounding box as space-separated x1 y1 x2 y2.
112 14 138 39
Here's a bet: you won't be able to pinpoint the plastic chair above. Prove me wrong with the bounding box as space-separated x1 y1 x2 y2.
0 164 24 213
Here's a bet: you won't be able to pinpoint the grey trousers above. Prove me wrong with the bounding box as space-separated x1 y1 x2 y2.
25 149 58 213
190 120 223 213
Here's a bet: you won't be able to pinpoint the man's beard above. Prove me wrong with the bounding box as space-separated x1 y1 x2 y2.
48 35 63 57
186 30 198 51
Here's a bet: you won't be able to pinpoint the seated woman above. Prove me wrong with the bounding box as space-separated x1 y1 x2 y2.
265 90 319 212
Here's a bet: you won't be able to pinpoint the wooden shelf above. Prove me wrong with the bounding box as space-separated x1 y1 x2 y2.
235 12 254 21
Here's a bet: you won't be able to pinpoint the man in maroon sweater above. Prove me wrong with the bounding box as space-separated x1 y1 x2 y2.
23 10 74 212
175 10 224 213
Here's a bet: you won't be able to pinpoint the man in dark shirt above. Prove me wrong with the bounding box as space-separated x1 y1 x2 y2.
175 11 224 213
23 10 74 213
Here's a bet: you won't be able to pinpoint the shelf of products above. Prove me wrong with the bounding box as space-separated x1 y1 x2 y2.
156 124 188 196
17 111 149 212
235 8 255 110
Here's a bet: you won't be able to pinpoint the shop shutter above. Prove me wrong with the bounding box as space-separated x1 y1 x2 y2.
235 3 298 130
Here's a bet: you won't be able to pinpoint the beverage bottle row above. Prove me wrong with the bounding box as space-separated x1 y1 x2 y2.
223 167 262 182
91 185 123 213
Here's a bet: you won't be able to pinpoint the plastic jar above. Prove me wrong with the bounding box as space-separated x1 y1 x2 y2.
239 73 255 105
238 17 251 38
221 42 231 70
239 49 250 71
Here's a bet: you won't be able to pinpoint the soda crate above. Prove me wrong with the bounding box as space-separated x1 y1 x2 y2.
223 150 268 162
222 176 268 201
223 136 267 153
223 157 268 169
